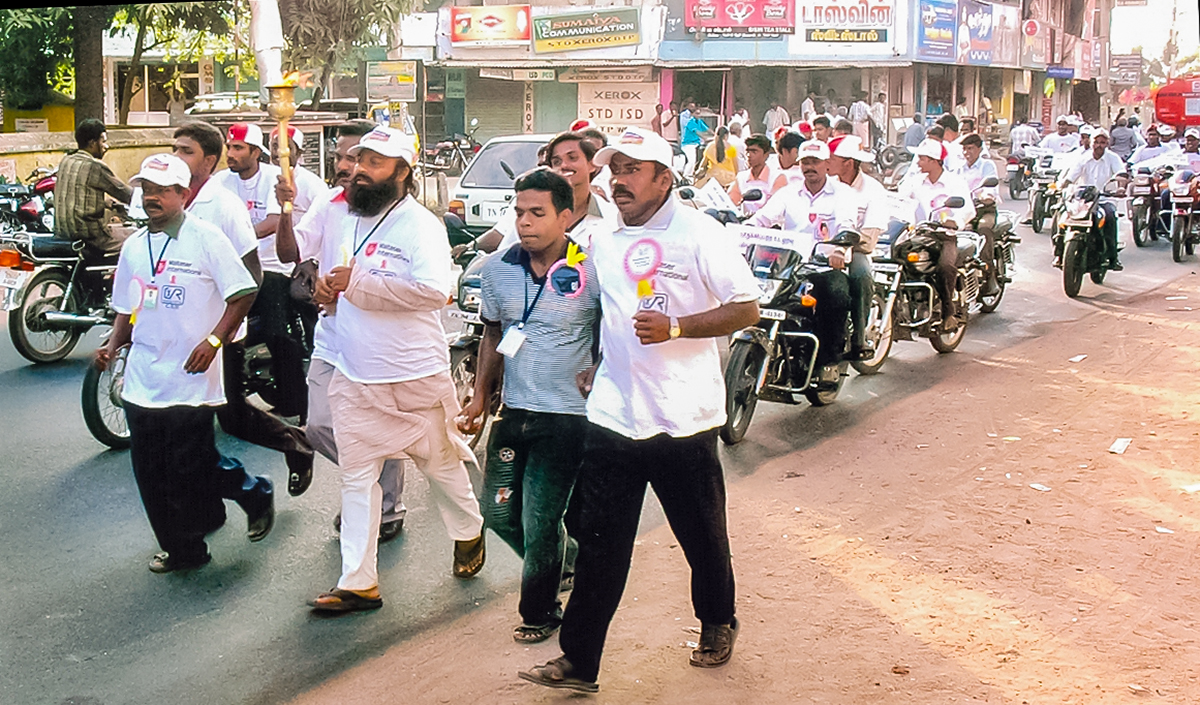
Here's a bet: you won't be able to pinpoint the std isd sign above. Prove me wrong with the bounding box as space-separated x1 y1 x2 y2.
533 8 641 53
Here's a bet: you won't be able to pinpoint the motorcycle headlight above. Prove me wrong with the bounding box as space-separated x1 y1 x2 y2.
1066 200 1092 220
1171 183 1194 197
459 285 482 311
756 278 783 304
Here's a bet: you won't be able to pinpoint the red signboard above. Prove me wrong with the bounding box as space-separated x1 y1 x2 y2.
684 0 795 36
1154 75 1200 128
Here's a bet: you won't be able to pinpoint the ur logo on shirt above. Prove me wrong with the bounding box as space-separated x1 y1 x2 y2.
161 284 186 308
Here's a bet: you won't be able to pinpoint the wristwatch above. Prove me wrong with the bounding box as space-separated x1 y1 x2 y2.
205 334 223 349
668 317 682 339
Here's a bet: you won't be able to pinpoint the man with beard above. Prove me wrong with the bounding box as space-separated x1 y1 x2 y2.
273 119 408 538
309 126 484 612
97 154 260 572
213 123 308 419
519 128 759 692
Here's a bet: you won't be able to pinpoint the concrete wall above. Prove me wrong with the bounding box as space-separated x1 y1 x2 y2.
0 128 175 185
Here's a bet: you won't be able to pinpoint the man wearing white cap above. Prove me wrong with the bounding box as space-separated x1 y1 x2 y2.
1060 128 1127 271
1130 124 1174 166
96 154 262 573
899 138 976 331
309 125 485 613
1039 116 1081 153
270 124 329 223
957 133 1002 295
828 135 889 358
1183 127 1200 173
520 127 759 693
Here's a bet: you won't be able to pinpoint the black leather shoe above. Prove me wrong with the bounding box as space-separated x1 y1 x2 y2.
246 477 275 542
149 551 211 574
286 448 314 497
379 517 404 543
1109 259 1124 271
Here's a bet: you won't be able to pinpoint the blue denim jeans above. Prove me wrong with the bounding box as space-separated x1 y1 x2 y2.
482 408 585 627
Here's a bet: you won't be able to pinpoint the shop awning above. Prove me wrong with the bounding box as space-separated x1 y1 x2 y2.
433 58 655 68
657 59 913 69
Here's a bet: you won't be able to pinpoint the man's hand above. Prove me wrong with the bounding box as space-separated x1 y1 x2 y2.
450 243 470 259
94 346 111 372
576 363 598 398
324 263 354 296
828 249 847 270
456 396 489 435
275 175 296 206
184 339 220 374
633 310 671 345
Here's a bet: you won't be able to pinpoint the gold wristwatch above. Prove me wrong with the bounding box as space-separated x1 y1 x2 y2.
669 317 682 339
205 334 223 349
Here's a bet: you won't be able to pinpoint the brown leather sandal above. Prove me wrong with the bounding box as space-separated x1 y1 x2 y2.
453 535 486 579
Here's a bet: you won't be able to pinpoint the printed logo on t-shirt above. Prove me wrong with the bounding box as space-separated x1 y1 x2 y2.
638 293 669 315
657 261 690 282
365 242 378 257
161 284 186 308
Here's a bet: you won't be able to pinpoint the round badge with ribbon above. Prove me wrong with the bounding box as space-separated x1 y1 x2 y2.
624 238 662 299
547 242 588 299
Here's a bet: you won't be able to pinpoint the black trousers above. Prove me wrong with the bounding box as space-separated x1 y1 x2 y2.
559 424 735 682
247 271 308 418
217 340 309 456
126 403 225 561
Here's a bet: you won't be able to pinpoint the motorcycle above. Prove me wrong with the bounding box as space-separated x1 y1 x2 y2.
1168 169 1200 263
1026 147 1068 234
967 178 1020 314
426 119 481 177
0 167 56 234
1006 153 1035 200
720 230 859 445
0 231 116 363
1053 176 1124 298
1128 163 1172 247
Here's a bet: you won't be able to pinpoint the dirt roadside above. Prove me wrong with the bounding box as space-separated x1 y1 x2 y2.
288 274 1200 705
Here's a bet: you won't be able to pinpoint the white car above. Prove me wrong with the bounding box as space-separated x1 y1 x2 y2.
448 133 554 235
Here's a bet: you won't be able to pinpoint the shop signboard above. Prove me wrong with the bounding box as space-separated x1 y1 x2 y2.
797 0 893 43
532 8 640 53
991 3 1020 67
366 61 418 102
916 0 956 62
446 69 466 99
1021 25 1048 68
956 0 993 66
1111 53 1141 85
684 0 795 37
479 68 556 81
450 5 531 47
558 67 654 83
1046 66 1074 79
576 82 659 135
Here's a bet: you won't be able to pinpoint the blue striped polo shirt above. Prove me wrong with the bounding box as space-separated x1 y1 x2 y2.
479 240 601 416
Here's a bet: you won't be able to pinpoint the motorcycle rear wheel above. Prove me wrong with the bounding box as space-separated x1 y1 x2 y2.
978 256 1006 313
1090 267 1107 285
720 340 764 445
1063 240 1085 298
8 268 82 364
1008 178 1021 201
851 295 893 375
1132 207 1147 247
1031 193 1046 234
1172 218 1186 263
81 347 130 449
805 359 849 405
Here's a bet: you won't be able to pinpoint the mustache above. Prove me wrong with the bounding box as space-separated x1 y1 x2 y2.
611 186 635 199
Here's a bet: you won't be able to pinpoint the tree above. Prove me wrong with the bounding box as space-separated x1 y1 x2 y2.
0 8 73 110
277 0 417 108
73 6 116 122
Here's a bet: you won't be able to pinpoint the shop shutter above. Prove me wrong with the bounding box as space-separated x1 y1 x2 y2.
465 74 524 143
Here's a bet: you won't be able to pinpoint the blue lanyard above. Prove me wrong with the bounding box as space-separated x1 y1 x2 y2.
147 233 171 284
353 198 402 257
519 276 547 330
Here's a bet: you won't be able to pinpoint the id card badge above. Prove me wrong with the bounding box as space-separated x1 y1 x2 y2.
142 285 159 310
496 325 527 358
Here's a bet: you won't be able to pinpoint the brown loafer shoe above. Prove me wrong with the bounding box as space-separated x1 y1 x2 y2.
453 534 486 579
690 617 739 668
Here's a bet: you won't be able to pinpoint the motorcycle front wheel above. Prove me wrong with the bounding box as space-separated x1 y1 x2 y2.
8 268 83 364
1063 239 1085 298
450 346 487 451
851 294 893 375
81 347 130 449
720 339 765 445
1172 217 1187 263
1031 192 1046 234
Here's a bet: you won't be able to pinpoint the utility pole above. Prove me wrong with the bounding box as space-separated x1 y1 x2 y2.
1097 0 1113 124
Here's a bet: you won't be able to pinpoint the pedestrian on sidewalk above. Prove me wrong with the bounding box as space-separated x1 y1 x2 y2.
97 154 263 574
274 119 408 541
457 166 603 645
309 126 484 613
519 127 760 693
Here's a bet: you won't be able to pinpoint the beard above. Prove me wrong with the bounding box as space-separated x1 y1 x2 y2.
347 176 400 216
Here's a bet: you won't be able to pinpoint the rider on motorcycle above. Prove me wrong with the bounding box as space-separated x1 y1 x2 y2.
957 133 1002 296
899 138 976 332
1058 129 1127 271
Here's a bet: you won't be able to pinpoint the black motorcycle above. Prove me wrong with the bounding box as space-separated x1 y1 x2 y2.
1168 169 1199 263
1028 150 1064 234
721 231 859 445
426 119 481 177
1054 177 1123 298
1128 163 1171 247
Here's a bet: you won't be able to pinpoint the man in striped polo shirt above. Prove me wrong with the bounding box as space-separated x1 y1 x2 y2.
458 168 603 645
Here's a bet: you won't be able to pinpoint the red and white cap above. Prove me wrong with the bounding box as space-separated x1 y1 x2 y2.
794 121 813 136
828 135 874 162
227 123 267 152
132 153 191 189
796 139 831 160
593 127 673 170
1186 127 1200 140
348 125 417 164
909 138 949 162
270 124 305 150
773 125 793 144
569 118 597 132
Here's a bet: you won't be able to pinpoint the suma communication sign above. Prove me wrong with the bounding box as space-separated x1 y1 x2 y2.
450 5 531 46
684 0 795 37
533 8 641 53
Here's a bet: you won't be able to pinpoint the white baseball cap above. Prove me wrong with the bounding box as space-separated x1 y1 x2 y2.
1091 127 1110 140
1066 115 1084 126
593 127 673 170
1186 127 1200 139
1055 115 1069 125
349 126 417 165
796 139 831 160
828 135 873 162
131 153 191 189
1079 125 1095 137
270 124 305 150
909 138 949 162
227 123 267 152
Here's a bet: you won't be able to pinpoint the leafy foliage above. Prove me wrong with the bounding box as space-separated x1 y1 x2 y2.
0 8 73 109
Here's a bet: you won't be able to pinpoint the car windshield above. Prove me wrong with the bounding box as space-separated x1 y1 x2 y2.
461 141 543 189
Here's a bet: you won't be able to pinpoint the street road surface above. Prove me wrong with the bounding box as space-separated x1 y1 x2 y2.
0 193 1192 705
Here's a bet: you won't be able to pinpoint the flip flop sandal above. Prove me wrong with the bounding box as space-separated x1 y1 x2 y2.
513 623 560 644
310 588 383 613
453 535 486 579
518 658 599 693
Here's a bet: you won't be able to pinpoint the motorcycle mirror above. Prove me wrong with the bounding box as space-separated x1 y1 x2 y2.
829 230 862 247
703 208 721 220
944 196 966 209
981 176 999 188
677 187 697 200
500 160 515 180
742 188 763 202
470 118 479 127
443 212 466 231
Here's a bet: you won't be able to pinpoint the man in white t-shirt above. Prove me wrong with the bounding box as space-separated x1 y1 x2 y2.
729 134 776 215
213 123 308 419
170 120 316 507
274 119 408 540
1039 116 1081 153
97 154 262 574
519 127 759 693
308 126 484 613
1061 129 1127 271
764 101 791 133
270 124 329 223
956 133 1002 295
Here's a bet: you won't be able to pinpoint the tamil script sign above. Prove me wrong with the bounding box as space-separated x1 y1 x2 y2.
450 5 531 46
805 28 887 41
797 0 893 28
1110 53 1141 85
684 0 795 37
533 8 640 53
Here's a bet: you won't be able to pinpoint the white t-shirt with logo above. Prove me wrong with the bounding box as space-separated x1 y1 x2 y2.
334 195 453 384
586 197 760 440
291 165 330 222
295 187 352 364
112 213 257 408
1064 149 1126 189
186 177 258 258
213 164 289 274
1040 133 1081 154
